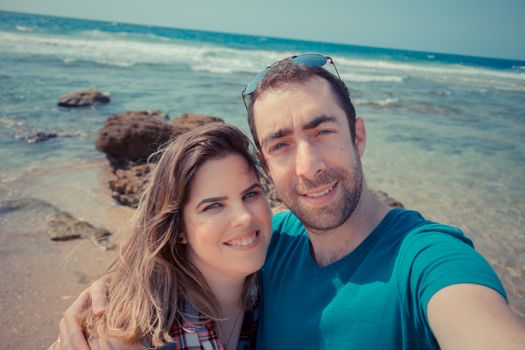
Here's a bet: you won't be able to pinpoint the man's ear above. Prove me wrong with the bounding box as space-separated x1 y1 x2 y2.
354 117 366 157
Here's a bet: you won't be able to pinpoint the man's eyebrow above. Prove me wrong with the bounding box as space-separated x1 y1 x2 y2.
195 195 227 209
261 127 292 148
302 115 339 131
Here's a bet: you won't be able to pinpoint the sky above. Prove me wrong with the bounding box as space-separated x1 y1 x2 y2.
1 0 524 61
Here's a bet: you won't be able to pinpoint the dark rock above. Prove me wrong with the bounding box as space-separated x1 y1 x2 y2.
96 110 174 161
0 198 114 248
147 109 169 121
26 132 57 143
172 113 224 136
108 164 154 208
0 197 54 215
99 112 225 208
58 89 110 107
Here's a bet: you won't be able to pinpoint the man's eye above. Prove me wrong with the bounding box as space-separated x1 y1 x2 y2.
317 129 334 136
269 142 287 153
203 203 222 211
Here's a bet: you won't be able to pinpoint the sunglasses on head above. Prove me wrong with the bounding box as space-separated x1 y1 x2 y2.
241 53 341 110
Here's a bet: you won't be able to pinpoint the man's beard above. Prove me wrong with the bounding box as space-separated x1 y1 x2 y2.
278 159 363 232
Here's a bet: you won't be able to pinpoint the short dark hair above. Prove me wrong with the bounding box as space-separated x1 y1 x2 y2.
246 59 356 150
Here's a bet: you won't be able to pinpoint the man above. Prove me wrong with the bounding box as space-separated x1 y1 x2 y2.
56 54 525 349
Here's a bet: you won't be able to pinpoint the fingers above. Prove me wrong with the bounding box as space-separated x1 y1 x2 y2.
52 275 111 350
90 275 110 317
59 288 92 350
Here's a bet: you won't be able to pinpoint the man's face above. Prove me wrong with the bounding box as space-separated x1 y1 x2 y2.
253 77 366 232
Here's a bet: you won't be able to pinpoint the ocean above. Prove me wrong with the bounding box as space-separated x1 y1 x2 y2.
0 10 524 317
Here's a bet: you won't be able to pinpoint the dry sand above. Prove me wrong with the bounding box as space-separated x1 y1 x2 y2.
0 160 133 350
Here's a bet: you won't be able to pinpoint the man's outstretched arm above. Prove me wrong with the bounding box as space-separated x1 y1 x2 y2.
49 276 111 350
428 284 525 350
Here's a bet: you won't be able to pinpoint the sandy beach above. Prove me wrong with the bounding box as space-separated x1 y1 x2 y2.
1 11 524 349
0 160 133 349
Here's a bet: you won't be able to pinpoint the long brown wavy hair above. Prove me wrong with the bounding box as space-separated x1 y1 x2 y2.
83 123 264 348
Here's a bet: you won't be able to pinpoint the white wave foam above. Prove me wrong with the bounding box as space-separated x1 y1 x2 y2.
0 116 25 129
333 55 525 82
95 60 135 67
0 31 283 74
355 98 400 107
16 25 32 32
340 73 404 83
1 30 523 92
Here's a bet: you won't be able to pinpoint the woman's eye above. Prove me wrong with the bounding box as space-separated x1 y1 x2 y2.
243 190 260 200
203 203 222 211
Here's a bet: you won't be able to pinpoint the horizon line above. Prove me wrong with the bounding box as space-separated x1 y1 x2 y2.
2 9 525 63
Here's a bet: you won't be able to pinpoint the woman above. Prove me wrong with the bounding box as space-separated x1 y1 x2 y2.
72 123 272 349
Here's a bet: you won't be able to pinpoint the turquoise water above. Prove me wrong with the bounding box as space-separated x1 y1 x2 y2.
0 10 524 316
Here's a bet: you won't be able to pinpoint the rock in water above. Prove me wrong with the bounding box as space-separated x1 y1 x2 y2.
58 89 110 107
96 110 174 161
172 113 224 136
97 112 224 208
26 132 58 143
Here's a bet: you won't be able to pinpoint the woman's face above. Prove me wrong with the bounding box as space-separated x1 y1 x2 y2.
183 153 272 280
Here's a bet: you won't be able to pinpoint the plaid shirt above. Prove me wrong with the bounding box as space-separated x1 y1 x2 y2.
160 283 259 350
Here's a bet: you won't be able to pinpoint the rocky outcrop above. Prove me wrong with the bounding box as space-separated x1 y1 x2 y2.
58 89 110 107
0 198 114 249
97 111 224 208
108 164 153 208
172 113 224 136
96 110 174 162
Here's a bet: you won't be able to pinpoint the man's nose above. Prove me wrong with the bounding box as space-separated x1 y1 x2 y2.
295 140 325 180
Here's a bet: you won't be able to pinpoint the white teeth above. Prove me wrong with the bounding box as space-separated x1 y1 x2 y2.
226 234 257 247
305 186 333 198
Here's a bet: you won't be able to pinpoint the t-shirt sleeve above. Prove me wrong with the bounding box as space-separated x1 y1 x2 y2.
397 224 506 346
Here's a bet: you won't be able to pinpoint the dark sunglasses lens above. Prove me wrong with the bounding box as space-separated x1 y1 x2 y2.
243 68 269 96
292 54 327 67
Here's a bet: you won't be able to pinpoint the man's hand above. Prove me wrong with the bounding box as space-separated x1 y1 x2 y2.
49 276 111 350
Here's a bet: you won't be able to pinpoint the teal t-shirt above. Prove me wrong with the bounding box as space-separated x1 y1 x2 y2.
257 209 506 349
